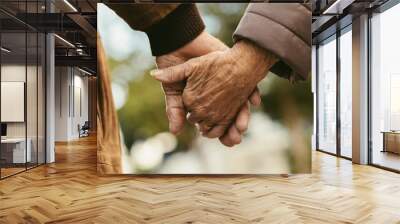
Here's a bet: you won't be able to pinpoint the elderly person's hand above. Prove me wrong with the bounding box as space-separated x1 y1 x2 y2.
151 39 278 146
155 33 262 146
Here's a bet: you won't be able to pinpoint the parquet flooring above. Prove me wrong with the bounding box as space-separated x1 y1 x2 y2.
1 167 26 178
0 135 400 223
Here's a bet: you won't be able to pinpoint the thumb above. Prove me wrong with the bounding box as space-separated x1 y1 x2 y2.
165 95 186 135
150 62 191 84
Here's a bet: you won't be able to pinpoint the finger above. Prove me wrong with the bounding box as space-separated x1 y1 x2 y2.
219 124 242 147
165 95 186 135
235 103 250 133
150 62 191 84
203 124 229 138
198 121 213 133
249 87 261 107
187 112 203 124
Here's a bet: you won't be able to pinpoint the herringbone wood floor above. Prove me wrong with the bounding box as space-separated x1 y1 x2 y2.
0 135 400 224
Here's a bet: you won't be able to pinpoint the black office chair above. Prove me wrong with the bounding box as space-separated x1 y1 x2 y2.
79 121 90 138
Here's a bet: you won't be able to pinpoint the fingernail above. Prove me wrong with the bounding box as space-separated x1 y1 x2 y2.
150 69 160 77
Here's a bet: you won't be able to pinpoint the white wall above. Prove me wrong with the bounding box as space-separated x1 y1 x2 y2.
352 14 369 164
55 66 70 141
54 67 89 141
46 32 56 163
72 73 89 138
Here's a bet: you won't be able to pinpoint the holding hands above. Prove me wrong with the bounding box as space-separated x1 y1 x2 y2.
152 32 277 147
105 3 309 147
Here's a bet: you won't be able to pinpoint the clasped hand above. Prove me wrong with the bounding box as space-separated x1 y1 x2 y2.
153 34 277 147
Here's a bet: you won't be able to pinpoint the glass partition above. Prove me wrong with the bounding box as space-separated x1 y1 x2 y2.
26 0 45 169
38 32 45 165
0 1 46 179
1 29 28 178
27 30 38 169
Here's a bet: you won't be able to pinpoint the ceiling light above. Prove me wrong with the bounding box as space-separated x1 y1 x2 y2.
1 47 11 53
323 0 355 15
63 0 78 12
54 34 75 48
78 67 93 76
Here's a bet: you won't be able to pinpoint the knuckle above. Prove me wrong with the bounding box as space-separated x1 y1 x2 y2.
182 91 195 108
182 62 191 78
215 129 227 138
236 122 248 132
193 106 207 119
233 136 241 145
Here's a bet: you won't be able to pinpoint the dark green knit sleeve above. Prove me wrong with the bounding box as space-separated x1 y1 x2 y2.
106 3 205 56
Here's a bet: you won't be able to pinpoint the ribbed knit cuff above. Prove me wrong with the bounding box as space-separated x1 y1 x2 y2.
145 4 205 56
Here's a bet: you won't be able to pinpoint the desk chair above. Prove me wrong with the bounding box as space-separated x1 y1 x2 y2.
79 121 90 138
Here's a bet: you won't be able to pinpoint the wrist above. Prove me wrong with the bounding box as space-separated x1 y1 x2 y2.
172 32 228 59
230 39 278 81
146 4 205 56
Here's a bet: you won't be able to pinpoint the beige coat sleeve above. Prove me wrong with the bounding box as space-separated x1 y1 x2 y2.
233 3 311 81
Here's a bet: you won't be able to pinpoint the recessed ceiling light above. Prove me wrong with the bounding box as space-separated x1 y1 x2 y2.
1 47 11 53
63 0 78 12
323 0 354 15
54 34 75 48
78 67 93 76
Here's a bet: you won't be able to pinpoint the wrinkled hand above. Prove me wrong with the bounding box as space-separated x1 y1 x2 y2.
152 40 278 145
155 33 262 146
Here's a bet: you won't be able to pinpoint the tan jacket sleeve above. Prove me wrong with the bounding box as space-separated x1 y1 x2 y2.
97 35 122 174
233 3 312 81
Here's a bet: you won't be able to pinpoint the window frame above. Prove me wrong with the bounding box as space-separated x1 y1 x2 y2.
367 0 400 173
315 22 353 160
0 0 48 180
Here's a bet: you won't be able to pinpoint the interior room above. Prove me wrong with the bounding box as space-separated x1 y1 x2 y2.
54 66 95 142
0 0 97 179
370 3 400 171
0 11 46 178
313 0 400 172
0 0 399 223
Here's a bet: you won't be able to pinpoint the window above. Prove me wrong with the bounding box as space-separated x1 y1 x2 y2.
370 2 400 171
339 27 352 158
317 36 337 154
316 25 353 159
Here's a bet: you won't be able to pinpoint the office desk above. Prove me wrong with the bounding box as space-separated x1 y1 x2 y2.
382 131 400 154
1 138 31 163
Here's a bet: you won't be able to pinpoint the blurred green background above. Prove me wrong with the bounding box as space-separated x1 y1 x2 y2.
98 3 312 174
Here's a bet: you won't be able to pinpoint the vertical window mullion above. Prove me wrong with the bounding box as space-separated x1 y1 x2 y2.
316 44 319 151
36 0 39 167
25 0 28 171
337 29 341 157
367 11 373 165
0 23 2 179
